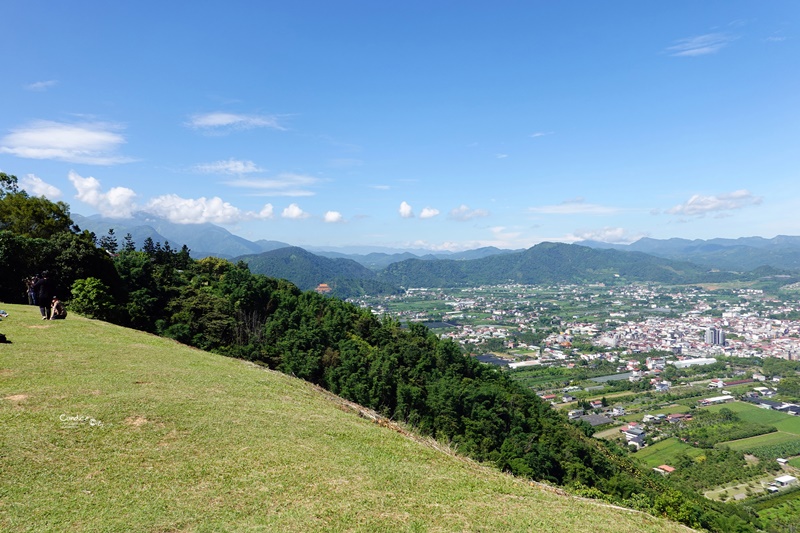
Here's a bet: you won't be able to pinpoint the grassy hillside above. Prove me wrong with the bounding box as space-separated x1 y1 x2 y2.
0 303 690 532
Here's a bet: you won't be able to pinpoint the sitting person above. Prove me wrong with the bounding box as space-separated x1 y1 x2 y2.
50 296 67 320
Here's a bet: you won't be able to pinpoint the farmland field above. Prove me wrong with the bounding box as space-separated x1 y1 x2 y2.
723 431 799 451
633 437 703 468
773 415 800 434
705 402 793 426
701 401 800 454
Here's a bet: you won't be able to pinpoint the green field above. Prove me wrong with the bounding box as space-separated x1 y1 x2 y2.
633 437 704 468
0 303 687 533
789 456 800 468
703 401 800 454
705 401 796 427
774 415 800 434
723 431 799 451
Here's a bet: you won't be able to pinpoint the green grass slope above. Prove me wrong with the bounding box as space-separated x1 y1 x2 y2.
0 303 690 532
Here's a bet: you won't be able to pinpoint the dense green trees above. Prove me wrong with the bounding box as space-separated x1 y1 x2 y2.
0 173 73 239
70 277 115 321
0 175 121 302
669 447 763 491
676 409 777 448
777 376 800 400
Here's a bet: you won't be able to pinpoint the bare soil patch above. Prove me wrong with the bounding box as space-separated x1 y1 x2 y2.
124 415 149 427
3 394 29 404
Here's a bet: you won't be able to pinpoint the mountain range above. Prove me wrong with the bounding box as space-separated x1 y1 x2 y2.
577 236 800 272
73 214 519 266
72 213 291 259
73 214 800 295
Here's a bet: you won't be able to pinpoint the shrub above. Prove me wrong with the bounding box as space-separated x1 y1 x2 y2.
70 277 115 320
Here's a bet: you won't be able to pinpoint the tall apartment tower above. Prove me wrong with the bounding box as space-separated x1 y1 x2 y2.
705 327 725 346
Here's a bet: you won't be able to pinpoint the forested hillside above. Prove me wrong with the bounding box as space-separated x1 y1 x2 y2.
239 241 766 295
0 173 761 531
378 241 741 287
580 236 800 272
237 246 402 297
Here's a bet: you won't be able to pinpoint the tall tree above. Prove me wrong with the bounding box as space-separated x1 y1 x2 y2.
0 190 73 239
123 233 136 252
99 228 118 254
0 172 19 197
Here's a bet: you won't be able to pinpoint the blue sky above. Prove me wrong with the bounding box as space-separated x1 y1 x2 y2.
1 1 798 251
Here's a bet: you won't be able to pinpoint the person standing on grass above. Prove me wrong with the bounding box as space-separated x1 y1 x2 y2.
32 272 55 320
26 276 38 305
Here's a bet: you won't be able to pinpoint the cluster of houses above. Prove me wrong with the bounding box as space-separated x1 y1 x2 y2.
621 425 646 447
617 412 695 449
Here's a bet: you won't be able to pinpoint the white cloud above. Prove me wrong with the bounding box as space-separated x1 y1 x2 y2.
194 159 263 175
68 171 137 218
565 227 645 244
225 173 319 197
666 190 762 216
530 131 554 138
399 201 414 218
258 204 274 219
0 120 134 165
282 203 310 219
324 211 344 223
186 112 284 133
420 207 440 219
143 196 274 224
666 33 734 57
66 172 278 224
369 184 391 190
529 198 620 215
449 204 489 221
25 80 58 92
496 153 509 159
19 174 61 199
144 194 245 224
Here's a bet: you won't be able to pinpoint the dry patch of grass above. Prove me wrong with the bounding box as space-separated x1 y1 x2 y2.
3 393 28 403
124 415 149 427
